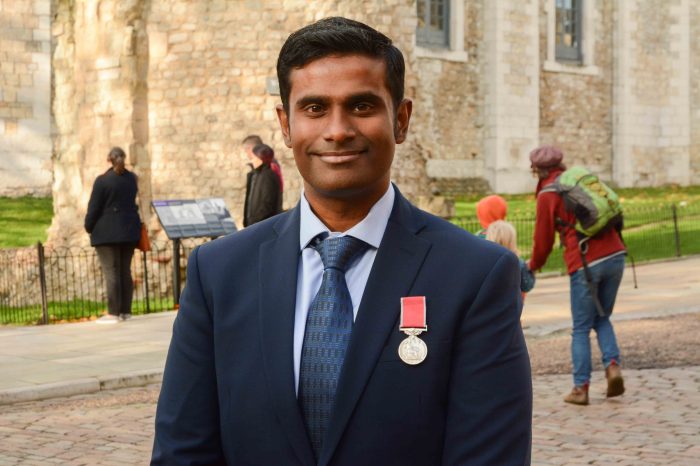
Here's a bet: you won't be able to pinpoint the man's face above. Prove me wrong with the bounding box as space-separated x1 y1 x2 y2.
531 166 549 180
276 54 411 202
242 143 256 162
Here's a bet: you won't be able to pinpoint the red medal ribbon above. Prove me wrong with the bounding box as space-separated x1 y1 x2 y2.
400 296 427 330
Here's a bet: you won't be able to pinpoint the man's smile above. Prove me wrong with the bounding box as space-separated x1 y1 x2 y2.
312 150 367 164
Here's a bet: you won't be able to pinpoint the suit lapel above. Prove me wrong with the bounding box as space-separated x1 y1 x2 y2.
319 192 432 466
259 206 316 466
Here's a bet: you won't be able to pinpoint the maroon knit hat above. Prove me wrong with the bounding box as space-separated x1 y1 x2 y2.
529 145 564 169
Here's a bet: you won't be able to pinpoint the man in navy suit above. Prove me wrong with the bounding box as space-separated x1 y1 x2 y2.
152 17 532 465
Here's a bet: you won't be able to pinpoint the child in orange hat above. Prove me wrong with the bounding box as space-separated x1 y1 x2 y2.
476 195 508 238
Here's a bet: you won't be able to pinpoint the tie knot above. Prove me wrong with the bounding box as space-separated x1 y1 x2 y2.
314 235 368 273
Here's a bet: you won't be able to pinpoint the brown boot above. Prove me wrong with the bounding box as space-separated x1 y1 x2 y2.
606 361 625 398
564 384 589 405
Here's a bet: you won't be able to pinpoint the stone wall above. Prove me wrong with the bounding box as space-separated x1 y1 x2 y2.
44 0 700 246
0 0 52 197
481 0 539 193
538 0 614 179
613 0 692 187
417 0 484 197
691 0 700 185
48 0 149 246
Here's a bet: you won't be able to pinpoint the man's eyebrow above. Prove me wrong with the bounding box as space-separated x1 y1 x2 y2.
295 95 330 108
295 92 385 109
345 92 383 105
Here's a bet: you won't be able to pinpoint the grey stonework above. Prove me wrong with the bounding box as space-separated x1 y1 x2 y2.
1 1 698 245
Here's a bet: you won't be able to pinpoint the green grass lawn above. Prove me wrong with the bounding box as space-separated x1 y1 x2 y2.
0 196 53 247
454 185 700 219
0 297 175 325
453 186 700 274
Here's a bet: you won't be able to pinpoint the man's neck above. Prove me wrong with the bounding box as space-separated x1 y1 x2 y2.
304 183 390 232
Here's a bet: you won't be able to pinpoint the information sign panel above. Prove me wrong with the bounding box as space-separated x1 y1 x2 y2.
152 198 237 239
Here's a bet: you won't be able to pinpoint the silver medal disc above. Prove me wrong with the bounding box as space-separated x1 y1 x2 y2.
398 335 428 365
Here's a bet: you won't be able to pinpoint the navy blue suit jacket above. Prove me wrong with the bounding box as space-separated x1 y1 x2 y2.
152 189 532 465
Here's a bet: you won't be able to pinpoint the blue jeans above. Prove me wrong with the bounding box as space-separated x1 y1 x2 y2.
569 254 625 386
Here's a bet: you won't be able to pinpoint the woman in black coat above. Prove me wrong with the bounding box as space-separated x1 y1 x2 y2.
84 147 141 323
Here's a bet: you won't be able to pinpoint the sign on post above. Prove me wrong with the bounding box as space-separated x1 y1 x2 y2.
152 198 237 239
151 198 237 306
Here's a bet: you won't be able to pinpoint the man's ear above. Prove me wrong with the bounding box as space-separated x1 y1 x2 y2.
394 98 413 144
276 104 292 148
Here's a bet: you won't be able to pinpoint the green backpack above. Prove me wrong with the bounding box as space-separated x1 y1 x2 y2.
540 166 623 238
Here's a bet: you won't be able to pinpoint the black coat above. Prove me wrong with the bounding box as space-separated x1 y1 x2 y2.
84 168 141 246
244 163 282 227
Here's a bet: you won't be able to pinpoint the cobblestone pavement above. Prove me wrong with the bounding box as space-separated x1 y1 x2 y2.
1 367 699 465
532 367 700 465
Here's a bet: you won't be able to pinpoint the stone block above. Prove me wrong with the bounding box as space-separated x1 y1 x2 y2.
32 28 50 42
33 0 51 15
168 32 188 44
95 56 120 70
149 31 168 58
98 68 120 81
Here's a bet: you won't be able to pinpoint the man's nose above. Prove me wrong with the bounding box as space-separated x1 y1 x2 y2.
323 109 356 142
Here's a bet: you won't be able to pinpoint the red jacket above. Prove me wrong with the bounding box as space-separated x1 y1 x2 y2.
529 169 626 275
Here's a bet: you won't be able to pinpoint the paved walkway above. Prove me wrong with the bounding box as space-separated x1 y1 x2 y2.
0 256 698 405
1 367 698 465
522 256 700 336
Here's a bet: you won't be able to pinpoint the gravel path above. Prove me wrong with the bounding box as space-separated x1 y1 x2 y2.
528 312 700 376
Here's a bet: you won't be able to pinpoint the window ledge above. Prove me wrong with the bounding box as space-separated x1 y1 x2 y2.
415 45 468 63
543 60 600 76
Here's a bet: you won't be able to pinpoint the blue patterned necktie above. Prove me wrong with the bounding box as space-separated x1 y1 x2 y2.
299 234 369 459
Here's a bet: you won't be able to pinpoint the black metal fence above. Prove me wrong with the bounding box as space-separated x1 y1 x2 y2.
1 202 698 325
452 202 700 273
0 239 203 325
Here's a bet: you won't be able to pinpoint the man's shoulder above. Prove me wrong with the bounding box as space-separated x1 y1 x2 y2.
196 211 289 261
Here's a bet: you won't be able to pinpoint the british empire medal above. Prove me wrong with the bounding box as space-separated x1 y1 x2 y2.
398 296 428 365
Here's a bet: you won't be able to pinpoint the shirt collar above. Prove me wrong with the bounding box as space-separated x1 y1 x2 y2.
299 184 395 251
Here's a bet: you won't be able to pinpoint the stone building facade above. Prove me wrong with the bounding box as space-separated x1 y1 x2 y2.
0 0 52 196
1 0 698 245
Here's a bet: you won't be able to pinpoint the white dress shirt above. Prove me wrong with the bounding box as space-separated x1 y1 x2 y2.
293 184 395 393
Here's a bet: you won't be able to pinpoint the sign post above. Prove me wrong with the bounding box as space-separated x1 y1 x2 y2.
152 198 237 306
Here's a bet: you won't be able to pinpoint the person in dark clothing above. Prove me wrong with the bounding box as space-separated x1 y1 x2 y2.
84 147 142 324
242 134 284 191
243 143 283 227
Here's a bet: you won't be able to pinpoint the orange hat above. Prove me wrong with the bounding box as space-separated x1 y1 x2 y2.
476 195 508 229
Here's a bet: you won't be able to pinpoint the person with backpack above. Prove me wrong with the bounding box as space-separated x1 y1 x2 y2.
528 145 627 406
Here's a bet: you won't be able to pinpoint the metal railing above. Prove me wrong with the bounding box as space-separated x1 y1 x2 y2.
1 202 698 325
452 202 700 273
0 239 203 325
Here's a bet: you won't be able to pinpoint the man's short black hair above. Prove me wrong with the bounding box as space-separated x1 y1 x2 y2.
276 17 405 114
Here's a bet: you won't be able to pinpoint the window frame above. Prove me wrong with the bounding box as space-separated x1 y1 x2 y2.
544 0 599 76
416 0 450 49
554 0 583 63
414 0 468 62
